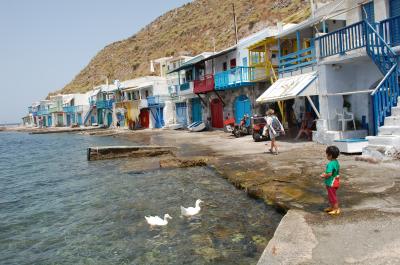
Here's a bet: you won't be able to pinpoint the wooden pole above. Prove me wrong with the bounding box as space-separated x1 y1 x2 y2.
232 3 238 45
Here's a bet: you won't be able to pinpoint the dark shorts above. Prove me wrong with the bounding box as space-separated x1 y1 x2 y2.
326 186 338 206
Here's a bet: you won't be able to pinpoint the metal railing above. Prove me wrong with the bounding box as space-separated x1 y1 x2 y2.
317 21 366 58
96 99 114 109
278 46 316 73
371 65 399 135
365 20 400 135
37 109 50 115
147 96 165 106
214 66 255 90
180 82 191 91
49 106 63 113
194 74 215 94
380 15 400 47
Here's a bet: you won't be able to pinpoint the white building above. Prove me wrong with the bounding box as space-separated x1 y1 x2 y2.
114 76 170 129
257 0 400 156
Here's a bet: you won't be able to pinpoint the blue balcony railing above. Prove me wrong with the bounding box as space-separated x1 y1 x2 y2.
37 109 50 115
147 96 164 106
63 106 76 113
379 15 400 47
278 46 316 74
214 66 255 90
96 99 114 109
180 82 191 91
317 21 366 59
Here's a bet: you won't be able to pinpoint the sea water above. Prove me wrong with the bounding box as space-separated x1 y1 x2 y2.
0 132 282 265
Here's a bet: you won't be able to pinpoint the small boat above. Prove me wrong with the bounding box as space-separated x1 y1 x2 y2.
187 121 206 132
163 123 184 130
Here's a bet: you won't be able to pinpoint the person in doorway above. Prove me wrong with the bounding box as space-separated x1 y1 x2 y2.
264 109 285 155
295 112 315 141
116 120 120 128
320 146 341 215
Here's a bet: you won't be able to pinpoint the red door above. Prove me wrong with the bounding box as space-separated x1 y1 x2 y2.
211 98 224 128
140 109 149 128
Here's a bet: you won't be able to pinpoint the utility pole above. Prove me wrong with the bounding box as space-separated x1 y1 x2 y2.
232 3 238 45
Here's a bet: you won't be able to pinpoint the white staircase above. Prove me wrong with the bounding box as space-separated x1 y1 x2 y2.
364 97 400 158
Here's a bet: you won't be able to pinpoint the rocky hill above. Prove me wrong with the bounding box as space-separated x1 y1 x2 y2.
58 0 310 94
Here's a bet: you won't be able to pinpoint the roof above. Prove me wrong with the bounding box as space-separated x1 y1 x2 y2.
167 52 214 73
256 72 318 103
277 0 347 38
200 46 237 62
120 76 167 91
247 24 297 50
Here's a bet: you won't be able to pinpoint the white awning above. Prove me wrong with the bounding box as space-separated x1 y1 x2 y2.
256 72 318 103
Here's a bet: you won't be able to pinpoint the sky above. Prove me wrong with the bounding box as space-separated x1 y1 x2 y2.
0 0 192 123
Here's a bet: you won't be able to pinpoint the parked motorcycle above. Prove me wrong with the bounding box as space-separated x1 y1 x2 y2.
251 115 269 142
232 114 251 138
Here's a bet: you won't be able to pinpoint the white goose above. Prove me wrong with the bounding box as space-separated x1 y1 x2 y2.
181 199 204 217
145 214 172 226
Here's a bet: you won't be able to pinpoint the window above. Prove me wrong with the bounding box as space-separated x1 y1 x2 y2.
242 57 248 67
230 59 236 68
223 62 227 71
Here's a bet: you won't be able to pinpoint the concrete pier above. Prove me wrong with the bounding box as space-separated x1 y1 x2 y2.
87 145 176 161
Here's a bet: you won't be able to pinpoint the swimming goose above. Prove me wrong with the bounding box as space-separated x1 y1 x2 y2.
181 199 204 217
145 214 172 226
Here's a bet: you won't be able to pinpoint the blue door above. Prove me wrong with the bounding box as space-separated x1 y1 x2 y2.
66 114 71 126
77 113 82 125
150 107 164 128
191 98 202 123
48 116 52 127
234 95 251 126
98 109 104 125
390 0 400 45
362 2 375 24
107 112 113 126
176 102 188 125
90 115 95 125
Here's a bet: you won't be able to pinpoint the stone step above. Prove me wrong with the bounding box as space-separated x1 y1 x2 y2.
366 135 400 147
391 106 400 116
378 125 400 136
383 115 400 126
362 144 395 160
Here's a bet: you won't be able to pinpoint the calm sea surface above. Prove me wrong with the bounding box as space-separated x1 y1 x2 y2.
0 132 282 265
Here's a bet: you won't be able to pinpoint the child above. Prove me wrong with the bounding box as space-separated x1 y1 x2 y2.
264 109 285 155
320 145 341 215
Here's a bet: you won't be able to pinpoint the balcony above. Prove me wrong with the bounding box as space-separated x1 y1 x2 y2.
49 106 63 113
96 99 114 109
214 67 255 90
37 109 50 116
63 106 76 113
194 74 215 94
147 96 165 106
317 21 366 59
279 45 316 74
63 105 84 113
379 15 400 47
179 81 194 96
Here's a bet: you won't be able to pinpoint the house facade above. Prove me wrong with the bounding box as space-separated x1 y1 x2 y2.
256 0 400 155
114 76 170 129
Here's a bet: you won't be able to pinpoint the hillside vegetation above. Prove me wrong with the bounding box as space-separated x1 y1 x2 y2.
58 0 310 94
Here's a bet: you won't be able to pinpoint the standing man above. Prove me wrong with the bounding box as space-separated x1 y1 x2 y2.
265 109 285 155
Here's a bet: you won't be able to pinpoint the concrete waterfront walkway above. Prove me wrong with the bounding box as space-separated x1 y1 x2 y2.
257 210 400 265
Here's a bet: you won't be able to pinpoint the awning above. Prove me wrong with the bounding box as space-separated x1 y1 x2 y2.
256 72 318 103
